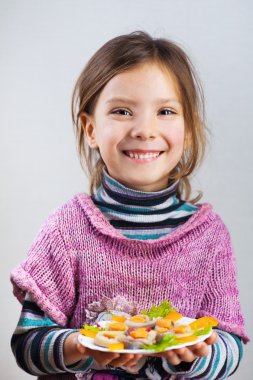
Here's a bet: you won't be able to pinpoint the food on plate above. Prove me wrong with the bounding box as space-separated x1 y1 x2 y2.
172 324 193 338
124 328 157 349
94 331 125 348
156 317 172 329
108 342 125 351
189 316 219 330
79 300 219 352
80 324 104 338
164 311 183 322
107 322 128 331
141 300 176 319
125 314 156 328
79 329 98 338
111 315 127 323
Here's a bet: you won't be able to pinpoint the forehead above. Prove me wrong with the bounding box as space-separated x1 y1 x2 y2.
97 61 181 105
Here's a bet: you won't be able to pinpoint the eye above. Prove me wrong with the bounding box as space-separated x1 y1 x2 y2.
111 108 131 116
159 108 176 116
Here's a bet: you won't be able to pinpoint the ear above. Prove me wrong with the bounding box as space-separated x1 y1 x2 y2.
80 112 98 149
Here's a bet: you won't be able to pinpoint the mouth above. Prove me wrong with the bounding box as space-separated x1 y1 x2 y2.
123 150 164 161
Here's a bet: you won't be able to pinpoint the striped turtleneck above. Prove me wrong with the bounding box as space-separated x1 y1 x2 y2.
91 169 198 240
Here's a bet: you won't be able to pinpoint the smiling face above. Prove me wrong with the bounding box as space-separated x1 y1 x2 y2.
81 61 185 192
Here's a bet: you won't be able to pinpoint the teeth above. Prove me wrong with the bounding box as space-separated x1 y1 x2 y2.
126 152 160 159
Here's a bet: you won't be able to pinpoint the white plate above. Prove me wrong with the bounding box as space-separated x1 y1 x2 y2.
78 317 212 354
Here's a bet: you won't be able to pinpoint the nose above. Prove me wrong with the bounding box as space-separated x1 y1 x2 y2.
129 115 157 140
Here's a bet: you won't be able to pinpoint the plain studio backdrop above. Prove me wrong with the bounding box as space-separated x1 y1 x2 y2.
1 0 252 379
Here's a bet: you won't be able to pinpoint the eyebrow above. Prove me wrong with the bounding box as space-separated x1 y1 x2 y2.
105 97 181 106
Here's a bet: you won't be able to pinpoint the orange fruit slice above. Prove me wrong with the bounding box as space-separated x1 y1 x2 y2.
108 322 127 331
79 329 97 338
164 311 183 322
190 316 219 330
103 332 117 339
111 315 127 323
156 318 172 328
156 327 169 334
173 325 191 334
130 328 149 339
129 315 147 323
109 342 125 351
177 335 198 343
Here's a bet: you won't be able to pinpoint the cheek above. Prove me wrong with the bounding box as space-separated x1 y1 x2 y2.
166 128 185 148
96 124 116 144
95 124 125 153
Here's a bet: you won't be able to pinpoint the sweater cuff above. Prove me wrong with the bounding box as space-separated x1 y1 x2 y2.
162 356 200 376
58 330 94 373
162 346 212 377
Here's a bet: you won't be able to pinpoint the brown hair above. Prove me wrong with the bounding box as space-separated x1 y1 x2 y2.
72 30 208 202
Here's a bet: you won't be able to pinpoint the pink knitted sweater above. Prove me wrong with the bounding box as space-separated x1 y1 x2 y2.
11 193 249 345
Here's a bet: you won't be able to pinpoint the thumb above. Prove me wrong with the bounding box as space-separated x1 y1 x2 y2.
76 342 87 355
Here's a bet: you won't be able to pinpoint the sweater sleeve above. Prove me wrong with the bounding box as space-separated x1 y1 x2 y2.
10 216 76 326
11 293 93 376
197 219 249 343
11 294 149 377
142 218 247 380
160 329 243 379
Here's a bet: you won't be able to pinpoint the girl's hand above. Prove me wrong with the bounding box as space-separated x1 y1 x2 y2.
64 332 143 369
78 343 144 369
148 331 218 366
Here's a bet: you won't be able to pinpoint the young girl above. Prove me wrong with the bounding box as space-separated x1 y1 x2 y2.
11 31 249 380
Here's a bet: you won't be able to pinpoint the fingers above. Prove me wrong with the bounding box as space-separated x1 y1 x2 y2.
77 343 144 369
85 348 121 366
122 354 144 368
175 347 197 362
84 349 143 368
153 343 211 366
76 343 86 355
109 353 143 368
100 353 121 367
205 331 219 345
189 342 209 357
165 347 197 365
163 350 181 365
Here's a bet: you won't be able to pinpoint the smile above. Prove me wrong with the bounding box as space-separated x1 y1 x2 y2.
123 150 163 162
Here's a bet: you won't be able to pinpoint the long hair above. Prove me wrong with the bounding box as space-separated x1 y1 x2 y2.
72 31 208 202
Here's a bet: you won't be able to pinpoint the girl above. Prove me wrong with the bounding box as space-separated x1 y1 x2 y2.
11 31 249 380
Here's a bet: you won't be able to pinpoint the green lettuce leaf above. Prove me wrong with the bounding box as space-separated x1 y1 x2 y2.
141 300 176 320
82 324 104 332
142 334 180 352
193 326 212 336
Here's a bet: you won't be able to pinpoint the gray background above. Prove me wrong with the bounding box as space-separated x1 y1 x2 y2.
1 0 252 378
